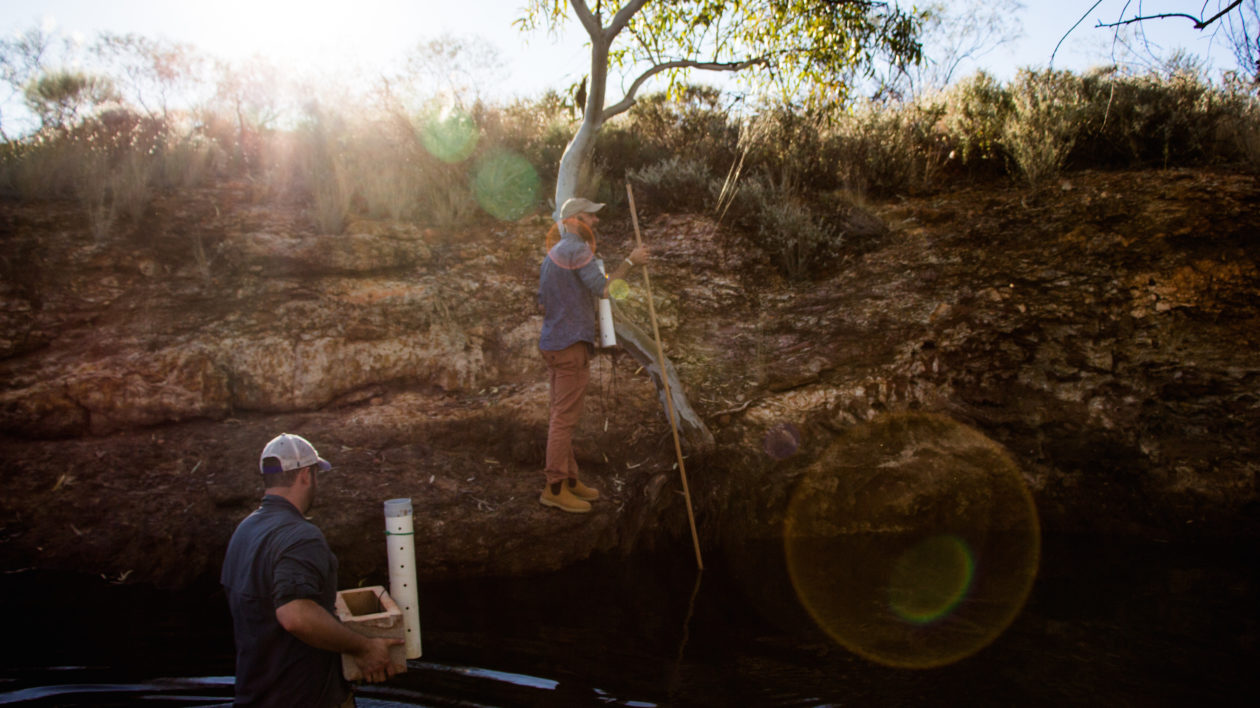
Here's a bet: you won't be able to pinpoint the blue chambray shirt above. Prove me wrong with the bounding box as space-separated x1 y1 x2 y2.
538 230 606 351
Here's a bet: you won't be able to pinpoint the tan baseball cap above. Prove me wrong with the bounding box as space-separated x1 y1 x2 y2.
559 197 604 219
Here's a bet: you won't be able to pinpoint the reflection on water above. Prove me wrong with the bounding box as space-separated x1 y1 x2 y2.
1 535 1256 706
0 676 233 706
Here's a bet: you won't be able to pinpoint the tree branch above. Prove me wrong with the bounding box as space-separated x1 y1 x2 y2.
570 0 602 37
1054 0 1105 67
602 56 765 118
1095 0 1243 30
1199 0 1246 29
605 0 650 42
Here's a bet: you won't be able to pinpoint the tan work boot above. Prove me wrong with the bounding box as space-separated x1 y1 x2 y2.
540 483 592 513
567 478 600 501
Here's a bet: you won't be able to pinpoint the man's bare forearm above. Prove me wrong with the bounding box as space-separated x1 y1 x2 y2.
276 598 372 654
276 598 400 682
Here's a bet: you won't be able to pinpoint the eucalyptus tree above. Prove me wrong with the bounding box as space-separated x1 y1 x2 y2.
90 33 204 122
517 0 924 213
210 56 287 171
0 26 54 139
23 70 120 132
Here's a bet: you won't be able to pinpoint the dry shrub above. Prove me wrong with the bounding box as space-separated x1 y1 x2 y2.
293 107 351 234
1001 69 1085 186
8 59 1259 240
832 101 948 195
0 135 80 198
78 147 155 239
722 175 844 279
1076 68 1216 167
937 72 1013 173
2 111 161 202
620 86 740 175
1229 104 1260 171
309 161 350 234
157 133 225 189
627 157 715 213
742 107 841 194
339 116 423 222
417 163 478 227
1197 79 1260 170
64 113 164 238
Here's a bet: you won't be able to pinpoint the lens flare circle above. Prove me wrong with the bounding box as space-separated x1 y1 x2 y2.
888 534 974 625
763 422 802 460
420 107 478 164
473 150 539 221
544 220 596 270
784 412 1040 669
608 278 631 301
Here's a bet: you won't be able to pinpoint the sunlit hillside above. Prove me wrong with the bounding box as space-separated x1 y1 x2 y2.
1 27 1257 279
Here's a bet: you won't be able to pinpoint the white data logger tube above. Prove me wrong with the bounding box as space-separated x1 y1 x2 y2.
384 498 422 659
595 258 616 348
598 298 617 347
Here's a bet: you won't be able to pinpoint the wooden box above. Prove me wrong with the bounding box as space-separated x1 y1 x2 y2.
334 586 408 680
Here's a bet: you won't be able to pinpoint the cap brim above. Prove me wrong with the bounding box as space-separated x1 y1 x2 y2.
317 459 332 472
559 199 605 219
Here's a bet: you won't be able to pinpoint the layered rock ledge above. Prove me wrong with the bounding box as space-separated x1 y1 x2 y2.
1 168 1257 588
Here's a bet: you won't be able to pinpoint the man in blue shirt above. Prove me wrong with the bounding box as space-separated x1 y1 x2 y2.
221 433 402 706
537 197 649 512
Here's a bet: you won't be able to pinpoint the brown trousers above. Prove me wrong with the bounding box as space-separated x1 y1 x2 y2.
541 341 590 484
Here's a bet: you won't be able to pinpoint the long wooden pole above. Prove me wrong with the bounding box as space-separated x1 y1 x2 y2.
625 182 704 570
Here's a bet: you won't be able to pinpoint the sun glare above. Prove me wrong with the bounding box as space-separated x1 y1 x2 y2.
153 0 472 81
207 0 381 73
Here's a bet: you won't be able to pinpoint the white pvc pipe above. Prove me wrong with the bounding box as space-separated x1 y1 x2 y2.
598 298 617 347
595 258 616 348
384 498 422 659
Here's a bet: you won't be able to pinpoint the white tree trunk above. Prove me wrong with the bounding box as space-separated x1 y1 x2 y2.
552 115 598 219
552 2 612 219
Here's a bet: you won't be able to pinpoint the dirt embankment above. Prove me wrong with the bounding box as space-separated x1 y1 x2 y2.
1 168 1257 589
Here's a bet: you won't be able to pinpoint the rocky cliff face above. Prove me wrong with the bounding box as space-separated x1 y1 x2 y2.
0 168 1256 588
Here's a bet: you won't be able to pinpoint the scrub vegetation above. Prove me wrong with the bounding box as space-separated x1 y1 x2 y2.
0 25 1257 278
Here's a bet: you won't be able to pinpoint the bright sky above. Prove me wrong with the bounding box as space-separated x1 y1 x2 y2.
3 1 589 97
1002 1 1240 76
0 0 1242 125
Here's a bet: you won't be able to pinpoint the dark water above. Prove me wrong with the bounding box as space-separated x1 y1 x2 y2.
1 536 1256 706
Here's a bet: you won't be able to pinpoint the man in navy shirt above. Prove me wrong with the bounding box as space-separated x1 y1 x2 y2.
221 433 401 706
537 197 649 512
